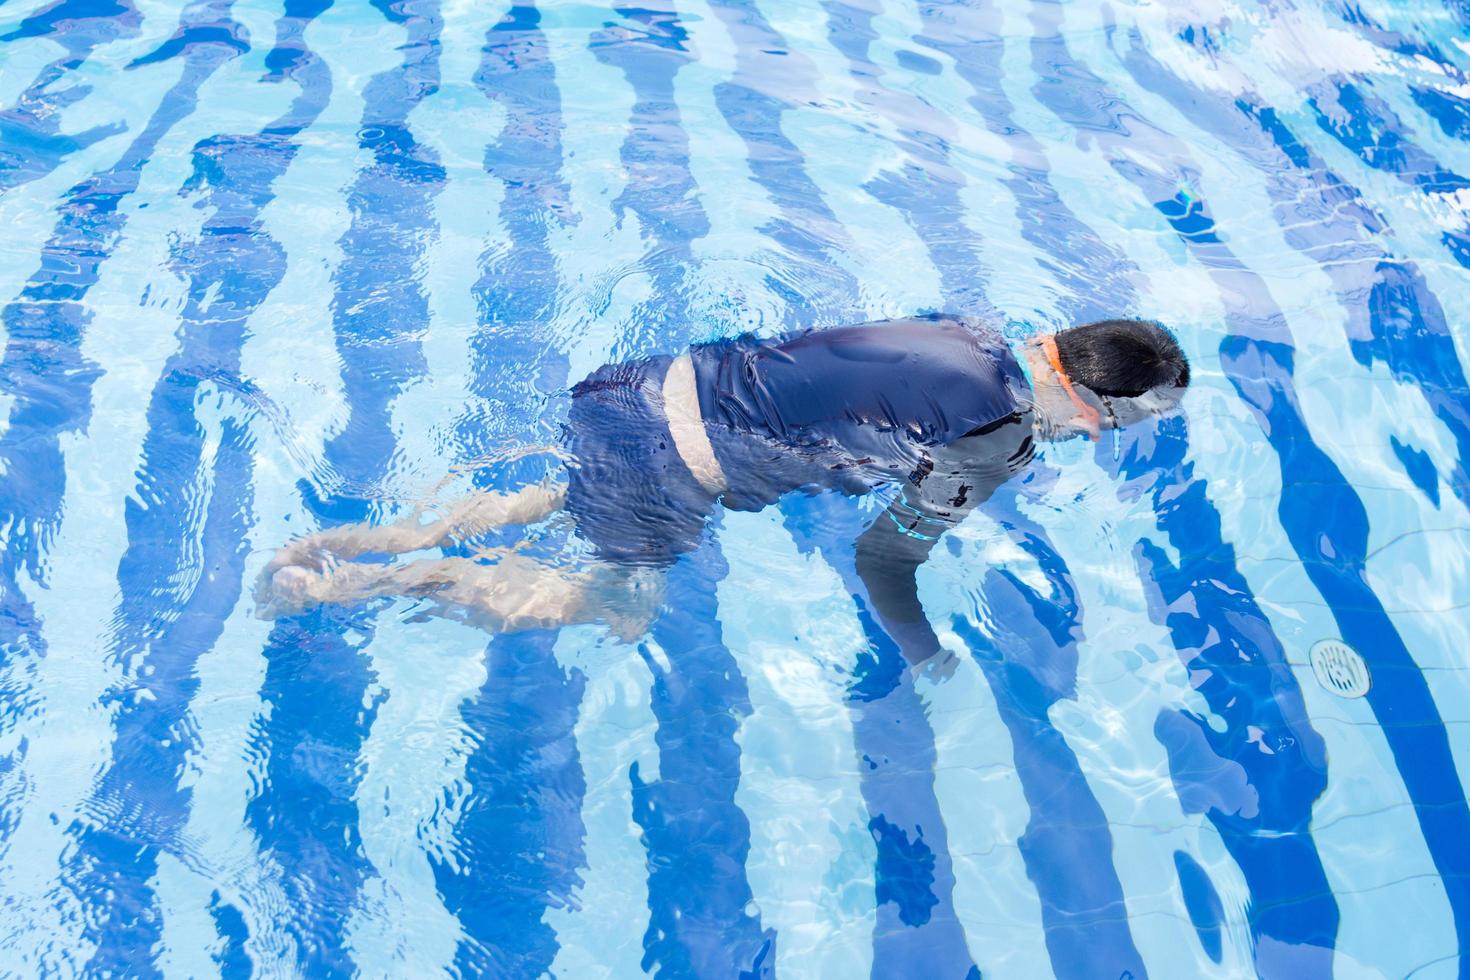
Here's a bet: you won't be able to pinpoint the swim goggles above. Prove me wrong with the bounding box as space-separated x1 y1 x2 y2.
1041 335 1102 441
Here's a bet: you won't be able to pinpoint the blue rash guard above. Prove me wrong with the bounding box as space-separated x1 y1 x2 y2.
690 314 1029 512
563 314 1035 575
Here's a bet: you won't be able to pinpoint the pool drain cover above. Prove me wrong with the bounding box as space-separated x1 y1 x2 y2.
1309 639 1370 699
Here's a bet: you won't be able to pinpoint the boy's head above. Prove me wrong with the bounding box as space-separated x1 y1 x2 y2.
1054 318 1189 396
1041 319 1190 437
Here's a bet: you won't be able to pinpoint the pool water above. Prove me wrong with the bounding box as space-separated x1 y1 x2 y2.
2 0 1469 976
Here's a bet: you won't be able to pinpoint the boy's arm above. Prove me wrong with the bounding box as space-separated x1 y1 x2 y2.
853 418 1032 668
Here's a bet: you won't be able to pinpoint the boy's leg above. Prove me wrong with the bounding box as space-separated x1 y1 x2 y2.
266 480 567 572
259 549 663 642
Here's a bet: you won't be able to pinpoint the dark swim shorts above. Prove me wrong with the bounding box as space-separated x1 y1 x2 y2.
563 355 718 567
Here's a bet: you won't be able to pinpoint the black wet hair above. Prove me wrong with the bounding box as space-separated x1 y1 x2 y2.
1052 318 1190 397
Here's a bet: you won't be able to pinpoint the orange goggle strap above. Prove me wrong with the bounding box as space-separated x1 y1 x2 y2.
1041 335 1101 441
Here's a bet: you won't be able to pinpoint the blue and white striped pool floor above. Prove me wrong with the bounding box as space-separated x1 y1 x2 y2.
1 0 1469 975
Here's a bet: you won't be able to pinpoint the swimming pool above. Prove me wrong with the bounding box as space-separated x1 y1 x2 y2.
2 0 1469 975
